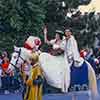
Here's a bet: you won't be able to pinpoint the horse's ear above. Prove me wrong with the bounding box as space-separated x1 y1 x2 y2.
14 45 19 52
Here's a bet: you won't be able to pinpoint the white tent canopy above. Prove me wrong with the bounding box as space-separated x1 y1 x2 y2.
78 0 100 14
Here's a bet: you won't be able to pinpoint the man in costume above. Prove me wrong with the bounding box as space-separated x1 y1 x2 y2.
24 52 44 100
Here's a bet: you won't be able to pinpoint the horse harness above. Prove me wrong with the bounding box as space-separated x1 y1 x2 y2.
10 48 26 70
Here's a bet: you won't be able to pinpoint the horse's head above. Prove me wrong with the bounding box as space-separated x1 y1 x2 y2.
8 46 32 72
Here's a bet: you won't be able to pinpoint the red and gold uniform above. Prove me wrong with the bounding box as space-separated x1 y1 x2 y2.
24 52 43 100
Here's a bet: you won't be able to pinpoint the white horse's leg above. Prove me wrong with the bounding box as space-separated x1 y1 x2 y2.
86 61 98 96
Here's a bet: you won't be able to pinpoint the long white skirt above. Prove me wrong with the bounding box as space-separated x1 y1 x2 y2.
39 52 70 92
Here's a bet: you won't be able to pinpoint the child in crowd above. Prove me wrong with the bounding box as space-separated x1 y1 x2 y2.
22 60 32 98
1 51 10 94
21 60 32 84
0 56 3 88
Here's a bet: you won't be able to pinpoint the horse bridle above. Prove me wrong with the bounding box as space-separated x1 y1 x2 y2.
10 48 25 69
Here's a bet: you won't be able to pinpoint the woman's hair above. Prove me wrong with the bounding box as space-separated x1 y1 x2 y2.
64 28 73 33
58 33 63 40
55 30 63 40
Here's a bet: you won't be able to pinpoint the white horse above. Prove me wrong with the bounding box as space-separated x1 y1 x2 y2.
8 46 98 96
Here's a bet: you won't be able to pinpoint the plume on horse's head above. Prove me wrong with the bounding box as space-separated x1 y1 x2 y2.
24 36 41 51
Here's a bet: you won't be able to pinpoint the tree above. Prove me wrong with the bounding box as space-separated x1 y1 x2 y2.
0 0 47 53
44 0 97 50
0 0 93 53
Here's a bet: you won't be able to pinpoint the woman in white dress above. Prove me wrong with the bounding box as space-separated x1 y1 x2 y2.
42 27 70 92
43 27 64 55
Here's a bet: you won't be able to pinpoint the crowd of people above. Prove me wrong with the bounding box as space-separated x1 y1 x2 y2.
0 51 20 94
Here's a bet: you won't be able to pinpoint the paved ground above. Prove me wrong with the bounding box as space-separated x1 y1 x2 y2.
0 80 100 100
0 93 92 100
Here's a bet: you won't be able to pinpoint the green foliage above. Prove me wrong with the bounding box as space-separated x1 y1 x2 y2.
0 0 47 33
0 0 47 53
0 0 94 53
45 0 96 50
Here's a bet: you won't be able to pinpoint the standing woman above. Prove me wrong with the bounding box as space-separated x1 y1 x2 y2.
43 27 71 92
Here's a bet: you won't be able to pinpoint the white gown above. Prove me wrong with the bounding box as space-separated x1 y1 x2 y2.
39 39 71 92
39 52 70 92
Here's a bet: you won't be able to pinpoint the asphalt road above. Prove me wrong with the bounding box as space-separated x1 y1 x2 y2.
0 80 100 100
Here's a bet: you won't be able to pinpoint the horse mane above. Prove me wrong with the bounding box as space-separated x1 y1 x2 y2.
18 47 32 61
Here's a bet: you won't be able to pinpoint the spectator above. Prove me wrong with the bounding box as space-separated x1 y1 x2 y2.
0 55 3 88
